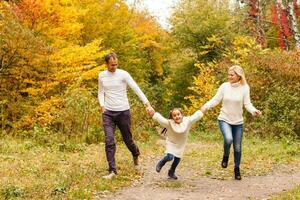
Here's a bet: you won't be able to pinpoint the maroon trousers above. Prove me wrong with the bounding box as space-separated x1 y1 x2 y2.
102 109 140 173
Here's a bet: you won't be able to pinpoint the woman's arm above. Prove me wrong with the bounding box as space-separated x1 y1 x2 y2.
202 83 225 111
244 85 261 116
152 112 170 128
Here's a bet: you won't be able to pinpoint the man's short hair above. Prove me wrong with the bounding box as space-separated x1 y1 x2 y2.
105 53 118 63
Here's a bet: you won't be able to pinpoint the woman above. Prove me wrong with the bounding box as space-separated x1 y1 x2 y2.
201 65 262 180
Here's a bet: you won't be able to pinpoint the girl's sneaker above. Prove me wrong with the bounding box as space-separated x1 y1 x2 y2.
168 170 178 180
156 161 163 173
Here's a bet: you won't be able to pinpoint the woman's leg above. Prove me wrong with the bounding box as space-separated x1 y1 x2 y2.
232 124 243 168
218 120 233 168
156 153 174 172
232 123 243 180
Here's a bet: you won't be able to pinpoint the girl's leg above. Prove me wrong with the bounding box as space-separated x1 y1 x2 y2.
170 156 181 172
168 156 181 179
156 153 174 172
218 120 233 168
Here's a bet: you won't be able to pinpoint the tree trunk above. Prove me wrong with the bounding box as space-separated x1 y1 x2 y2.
276 0 289 50
247 0 266 46
287 1 300 49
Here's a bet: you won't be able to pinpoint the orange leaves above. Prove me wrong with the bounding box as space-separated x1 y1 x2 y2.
10 0 59 31
1 0 168 132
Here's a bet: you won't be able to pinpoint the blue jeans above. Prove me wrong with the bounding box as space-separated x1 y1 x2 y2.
218 120 244 168
159 153 181 172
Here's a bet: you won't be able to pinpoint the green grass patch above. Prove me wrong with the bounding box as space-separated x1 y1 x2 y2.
185 130 300 180
0 130 299 199
271 185 300 200
0 135 160 199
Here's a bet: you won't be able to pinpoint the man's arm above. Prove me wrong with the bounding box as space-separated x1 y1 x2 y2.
124 71 154 115
98 74 106 113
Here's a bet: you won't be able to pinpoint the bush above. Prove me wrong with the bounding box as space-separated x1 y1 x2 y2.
245 50 300 139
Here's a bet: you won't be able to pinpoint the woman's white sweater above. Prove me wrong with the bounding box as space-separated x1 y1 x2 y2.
203 82 258 125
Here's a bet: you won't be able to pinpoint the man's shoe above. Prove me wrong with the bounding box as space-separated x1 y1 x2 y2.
133 156 139 166
156 161 163 173
234 167 242 180
168 170 178 180
221 156 229 168
102 171 116 179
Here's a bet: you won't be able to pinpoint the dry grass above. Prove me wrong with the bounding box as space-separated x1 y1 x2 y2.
0 130 299 199
0 137 159 199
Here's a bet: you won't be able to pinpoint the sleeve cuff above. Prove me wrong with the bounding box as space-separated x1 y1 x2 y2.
152 112 159 119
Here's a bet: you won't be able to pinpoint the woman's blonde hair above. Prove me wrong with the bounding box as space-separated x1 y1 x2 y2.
229 65 247 85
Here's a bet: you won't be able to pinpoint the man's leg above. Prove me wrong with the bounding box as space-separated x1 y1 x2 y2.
103 111 117 174
116 110 140 163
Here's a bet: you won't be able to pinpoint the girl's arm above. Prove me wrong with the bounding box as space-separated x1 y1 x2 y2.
189 110 204 124
202 83 224 110
152 112 169 128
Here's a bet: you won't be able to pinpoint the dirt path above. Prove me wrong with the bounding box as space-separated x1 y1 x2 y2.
99 143 300 200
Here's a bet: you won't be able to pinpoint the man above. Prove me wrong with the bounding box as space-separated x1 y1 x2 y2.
98 52 154 179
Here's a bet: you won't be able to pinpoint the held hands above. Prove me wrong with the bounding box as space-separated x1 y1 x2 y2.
200 105 208 114
145 103 155 117
253 110 262 117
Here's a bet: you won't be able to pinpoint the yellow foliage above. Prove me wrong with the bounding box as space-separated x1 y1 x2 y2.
223 35 261 65
184 62 218 120
34 96 63 126
81 64 106 80
51 39 108 85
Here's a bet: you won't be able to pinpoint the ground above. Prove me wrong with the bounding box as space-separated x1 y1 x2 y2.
100 141 300 200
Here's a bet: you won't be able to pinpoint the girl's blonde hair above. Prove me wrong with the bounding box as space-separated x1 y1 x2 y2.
229 65 247 85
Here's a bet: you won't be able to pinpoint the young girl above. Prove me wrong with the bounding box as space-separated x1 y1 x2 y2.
150 108 203 179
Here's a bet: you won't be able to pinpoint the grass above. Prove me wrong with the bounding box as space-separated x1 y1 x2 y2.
0 134 160 199
270 185 300 200
183 129 300 180
0 129 299 199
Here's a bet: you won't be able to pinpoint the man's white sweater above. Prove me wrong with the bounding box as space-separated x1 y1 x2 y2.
98 69 149 111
